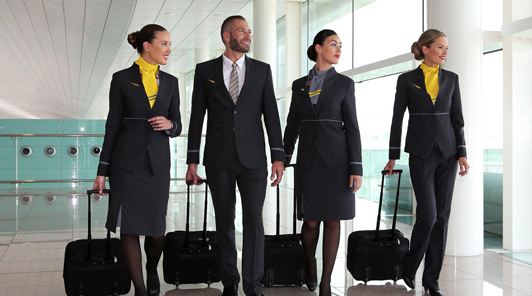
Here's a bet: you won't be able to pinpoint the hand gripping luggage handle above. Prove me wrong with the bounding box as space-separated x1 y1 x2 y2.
86 189 112 261
275 164 297 241
375 170 402 241
185 180 209 248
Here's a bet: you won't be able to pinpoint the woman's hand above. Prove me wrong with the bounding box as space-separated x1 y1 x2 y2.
350 175 362 194
383 159 397 175
458 157 470 176
93 175 106 194
148 116 172 131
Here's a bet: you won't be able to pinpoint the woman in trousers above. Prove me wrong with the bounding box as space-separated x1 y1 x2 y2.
93 24 181 296
283 29 363 296
383 29 470 296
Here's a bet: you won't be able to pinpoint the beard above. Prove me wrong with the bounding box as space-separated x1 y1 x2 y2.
229 34 250 53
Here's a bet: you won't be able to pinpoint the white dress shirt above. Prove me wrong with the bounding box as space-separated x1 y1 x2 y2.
222 53 246 95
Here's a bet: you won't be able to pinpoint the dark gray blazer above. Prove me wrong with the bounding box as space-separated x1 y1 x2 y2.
186 55 284 169
389 66 466 160
284 68 363 176
97 63 182 176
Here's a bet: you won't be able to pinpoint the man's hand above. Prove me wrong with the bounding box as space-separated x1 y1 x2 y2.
270 161 284 187
93 175 107 194
186 163 203 185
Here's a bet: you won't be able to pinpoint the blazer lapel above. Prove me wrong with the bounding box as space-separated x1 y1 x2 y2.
213 56 235 105
236 56 252 105
313 67 337 114
128 63 154 110
152 70 168 112
413 67 433 104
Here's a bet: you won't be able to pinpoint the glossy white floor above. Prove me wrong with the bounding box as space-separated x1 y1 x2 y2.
0 184 531 296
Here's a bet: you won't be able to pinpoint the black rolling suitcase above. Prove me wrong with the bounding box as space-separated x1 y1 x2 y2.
347 170 410 283
261 164 306 287
163 180 221 287
63 189 131 296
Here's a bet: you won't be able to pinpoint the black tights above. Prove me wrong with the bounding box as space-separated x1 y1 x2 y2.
301 220 340 296
121 234 164 296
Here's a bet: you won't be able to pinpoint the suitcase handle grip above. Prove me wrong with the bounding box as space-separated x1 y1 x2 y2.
186 179 208 185
381 169 403 174
87 189 111 194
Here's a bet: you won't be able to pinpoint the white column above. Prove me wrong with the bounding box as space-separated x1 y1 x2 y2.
178 72 187 131
428 0 484 256
253 0 277 82
285 1 302 84
195 48 210 64
502 0 532 250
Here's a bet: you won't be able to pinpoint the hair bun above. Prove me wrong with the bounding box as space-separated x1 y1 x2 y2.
127 31 140 49
307 44 317 62
411 41 423 61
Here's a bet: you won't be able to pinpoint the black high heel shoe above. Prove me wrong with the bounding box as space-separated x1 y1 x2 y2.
424 287 444 296
147 287 160 296
402 270 415 290
305 258 318 291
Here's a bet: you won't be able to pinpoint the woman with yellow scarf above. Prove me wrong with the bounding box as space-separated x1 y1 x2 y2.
93 24 181 296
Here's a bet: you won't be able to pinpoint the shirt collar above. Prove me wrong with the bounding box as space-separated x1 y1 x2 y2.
223 53 246 69
420 62 439 75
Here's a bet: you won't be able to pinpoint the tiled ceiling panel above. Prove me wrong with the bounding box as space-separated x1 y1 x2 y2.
0 0 252 119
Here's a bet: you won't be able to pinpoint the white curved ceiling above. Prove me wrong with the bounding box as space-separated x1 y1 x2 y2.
0 0 252 119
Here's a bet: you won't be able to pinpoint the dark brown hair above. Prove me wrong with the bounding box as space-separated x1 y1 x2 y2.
307 29 338 62
411 29 446 61
220 15 247 43
127 24 167 54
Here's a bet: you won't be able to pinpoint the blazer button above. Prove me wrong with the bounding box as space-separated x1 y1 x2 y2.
234 111 237 114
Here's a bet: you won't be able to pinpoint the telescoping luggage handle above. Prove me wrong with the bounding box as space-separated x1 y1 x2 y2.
86 189 112 261
185 180 210 248
375 170 403 241
274 164 298 241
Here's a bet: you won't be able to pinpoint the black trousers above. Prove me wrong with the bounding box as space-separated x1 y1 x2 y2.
403 145 458 289
206 157 268 295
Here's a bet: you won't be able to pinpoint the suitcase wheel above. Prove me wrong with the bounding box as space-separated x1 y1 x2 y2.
393 266 400 283
265 269 274 287
206 270 212 287
364 267 371 284
297 269 305 287
175 271 181 287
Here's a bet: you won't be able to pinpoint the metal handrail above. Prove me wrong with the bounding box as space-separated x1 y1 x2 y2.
0 133 194 137
0 177 186 184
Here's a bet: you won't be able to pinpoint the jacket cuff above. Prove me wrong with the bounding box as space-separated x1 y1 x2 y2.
349 163 363 176
97 162 110 176
270 148 285 163
389 148 401 160
186 150 200 164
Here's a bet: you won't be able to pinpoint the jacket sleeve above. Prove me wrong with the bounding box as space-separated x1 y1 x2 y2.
342 80 363 176
186 68 207 165
283 81 301 165
389 74 408 160
261 65 285 163
166 76 182 138
97 74 124 176
450 74 467 158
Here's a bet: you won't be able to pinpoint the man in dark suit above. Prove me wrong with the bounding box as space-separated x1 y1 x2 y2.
186 15 284 296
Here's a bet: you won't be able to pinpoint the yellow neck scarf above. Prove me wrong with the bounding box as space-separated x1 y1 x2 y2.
419 62 439 105
135 56 159 108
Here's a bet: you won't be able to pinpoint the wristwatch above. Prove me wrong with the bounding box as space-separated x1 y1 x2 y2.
169 121 173 131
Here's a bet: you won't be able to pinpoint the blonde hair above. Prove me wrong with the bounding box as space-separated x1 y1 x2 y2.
411 29 446 61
